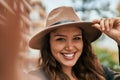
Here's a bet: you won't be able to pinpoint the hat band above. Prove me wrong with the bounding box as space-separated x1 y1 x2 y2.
51 20 75 26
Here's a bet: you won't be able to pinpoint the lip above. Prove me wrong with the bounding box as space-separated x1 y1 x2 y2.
61 52 76 60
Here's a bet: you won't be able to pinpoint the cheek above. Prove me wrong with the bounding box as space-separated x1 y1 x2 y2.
50 41 65 54
76 42 83 51
50 43 65 60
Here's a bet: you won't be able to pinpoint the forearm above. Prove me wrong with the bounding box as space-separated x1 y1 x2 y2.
118 45 120 65
115 35 120 46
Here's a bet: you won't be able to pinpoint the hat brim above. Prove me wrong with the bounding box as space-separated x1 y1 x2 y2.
29 21 102 49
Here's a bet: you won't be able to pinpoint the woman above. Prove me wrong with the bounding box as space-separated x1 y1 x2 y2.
29 6 120 80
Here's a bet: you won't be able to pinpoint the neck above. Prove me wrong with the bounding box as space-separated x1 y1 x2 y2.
62 66 72 75
62 66 77 80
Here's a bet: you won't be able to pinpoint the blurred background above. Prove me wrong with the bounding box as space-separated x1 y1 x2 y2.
0 0 120 80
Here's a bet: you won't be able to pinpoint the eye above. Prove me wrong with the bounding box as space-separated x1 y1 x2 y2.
73 37 82 40
56 38 65 41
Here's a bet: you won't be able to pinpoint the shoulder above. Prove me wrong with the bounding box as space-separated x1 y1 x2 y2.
102 65 120 80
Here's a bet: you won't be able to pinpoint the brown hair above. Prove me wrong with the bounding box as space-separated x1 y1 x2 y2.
39 30 105 80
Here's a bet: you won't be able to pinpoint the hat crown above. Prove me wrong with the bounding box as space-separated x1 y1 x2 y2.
46 6 80 27
29 6 102 49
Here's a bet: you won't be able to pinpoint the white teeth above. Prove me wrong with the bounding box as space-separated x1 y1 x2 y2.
63 53 74 57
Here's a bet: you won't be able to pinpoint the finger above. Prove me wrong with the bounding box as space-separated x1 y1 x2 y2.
114 18 120 27
92 24 101 31
109 18 114 30
104 18 110 31
92 19 100 23
100 18 105 31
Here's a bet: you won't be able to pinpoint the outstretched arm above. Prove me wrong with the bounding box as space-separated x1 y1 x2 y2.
92 18 120 65
92 18 120 45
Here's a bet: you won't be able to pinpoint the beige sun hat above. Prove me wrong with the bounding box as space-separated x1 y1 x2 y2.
29 6 102 49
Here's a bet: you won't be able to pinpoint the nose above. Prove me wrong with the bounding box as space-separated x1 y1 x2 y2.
65 41 74 51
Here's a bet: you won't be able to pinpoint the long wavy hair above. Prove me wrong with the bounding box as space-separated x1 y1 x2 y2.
39 29 105 80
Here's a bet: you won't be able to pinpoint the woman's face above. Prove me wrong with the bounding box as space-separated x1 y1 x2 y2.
50 26 83 68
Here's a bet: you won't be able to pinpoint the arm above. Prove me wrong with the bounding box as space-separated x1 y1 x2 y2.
118 45 120 65
93 18 120 65
92 18 120 45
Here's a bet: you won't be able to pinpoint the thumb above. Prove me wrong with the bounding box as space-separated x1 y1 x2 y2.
92 23 102 31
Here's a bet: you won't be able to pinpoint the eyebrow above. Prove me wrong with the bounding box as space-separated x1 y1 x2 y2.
53 34 66 37
73 34 82 37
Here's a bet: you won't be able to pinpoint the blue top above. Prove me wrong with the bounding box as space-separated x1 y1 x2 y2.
103 45 120 80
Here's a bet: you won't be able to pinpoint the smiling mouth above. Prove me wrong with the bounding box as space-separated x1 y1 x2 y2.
61 52 76 60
